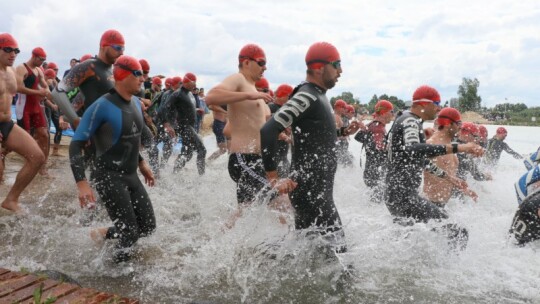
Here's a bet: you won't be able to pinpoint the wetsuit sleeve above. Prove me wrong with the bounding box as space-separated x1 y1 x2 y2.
159 92 177 124
53 62 94 124
402 117 447 157
69 101 106 182
503 142 523 159
424 159 446 178
261 90 316 172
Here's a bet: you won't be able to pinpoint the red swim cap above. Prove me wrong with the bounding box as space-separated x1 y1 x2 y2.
171 76 182 87
334 99 347 109
47 62 58 70
183 73 197 83
436 107 461 126
32 47 47 59
139 59 150 73
113 55 141 81
346 104 355 114
461 122 479 136
0 33 18 48
478 125 488 139
496 127 507 135
255 77 269 90
373 100 394 116
44 68 56 79
305 42 340 69
164 78 173 88
152 77 162 86
412 85 440 103
100 29 125 47
80 54 93 62
238 43 266 64
275 84 293 98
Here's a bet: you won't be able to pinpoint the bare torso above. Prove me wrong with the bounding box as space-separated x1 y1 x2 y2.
209 73 270 154
423 132 458 204
0 66 17 122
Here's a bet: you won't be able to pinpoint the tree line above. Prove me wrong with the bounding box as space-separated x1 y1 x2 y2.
329 77 539 125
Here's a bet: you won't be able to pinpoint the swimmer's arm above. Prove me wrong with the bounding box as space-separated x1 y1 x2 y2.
261 117 285 172
503 143 523 159
209 104 227 114
206 74 272 105
53 62 94 124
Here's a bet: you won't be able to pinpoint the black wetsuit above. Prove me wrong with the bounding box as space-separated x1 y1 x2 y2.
268 102 290 177
69 89 156 262
485 137 522 165
159 87 206 175
510 191 540 245
456 140 489 181
261 82 345 251
355 120 388 188
385 111 450 222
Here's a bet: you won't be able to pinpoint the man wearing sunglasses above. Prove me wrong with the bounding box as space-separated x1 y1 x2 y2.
69 55 156 263
15 46 52 176
206 43 275 227
261 42 356 253
53 29 125 130
423 107 478 205
385 86 484 247
0 33 46 214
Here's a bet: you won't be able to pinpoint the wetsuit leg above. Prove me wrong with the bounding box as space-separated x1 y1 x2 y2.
386 190 448 223
51 109 62 144
290 169 346 252
174 126 206 175
94 171 156 263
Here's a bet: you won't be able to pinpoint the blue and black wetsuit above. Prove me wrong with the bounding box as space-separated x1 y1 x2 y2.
385 111 450 222
69 89 156 263
261 82 345 251
510 191 540 245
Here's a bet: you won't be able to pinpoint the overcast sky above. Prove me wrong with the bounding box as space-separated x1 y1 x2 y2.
3 0 539 107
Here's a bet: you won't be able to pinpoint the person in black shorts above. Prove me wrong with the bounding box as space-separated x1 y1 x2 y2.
261 42 360 252
69 56 156 263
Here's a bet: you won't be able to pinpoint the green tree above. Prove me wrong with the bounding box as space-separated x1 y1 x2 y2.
457 77 482 112
330 91 360 105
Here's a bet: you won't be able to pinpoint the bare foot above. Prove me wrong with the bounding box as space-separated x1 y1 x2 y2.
51 149 62 157
90 227 108 247
1 199 25 215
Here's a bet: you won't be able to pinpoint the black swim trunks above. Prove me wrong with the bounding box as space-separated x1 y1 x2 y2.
0 120 15 143
228 153 271 204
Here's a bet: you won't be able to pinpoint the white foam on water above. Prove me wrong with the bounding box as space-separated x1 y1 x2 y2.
0 124 539 303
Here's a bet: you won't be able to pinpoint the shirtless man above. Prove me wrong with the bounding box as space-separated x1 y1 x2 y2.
206 44 280 225
423 107 477 205
0 33 46 213
15 47 52 175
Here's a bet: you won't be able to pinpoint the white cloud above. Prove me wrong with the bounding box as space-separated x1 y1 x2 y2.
3 0 539 107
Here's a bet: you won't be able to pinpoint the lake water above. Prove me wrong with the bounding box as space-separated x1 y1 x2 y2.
1 123 539 303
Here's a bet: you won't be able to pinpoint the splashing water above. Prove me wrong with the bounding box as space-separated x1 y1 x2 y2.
1 124 539 303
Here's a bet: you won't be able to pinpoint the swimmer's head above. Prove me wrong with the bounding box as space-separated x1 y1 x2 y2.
0 33 18 49
436 107 462 127
373 100 394 116
305 41 340 70
113 55 142 81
